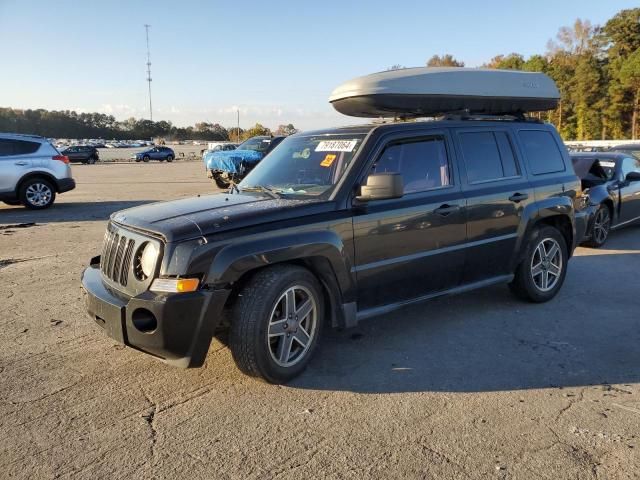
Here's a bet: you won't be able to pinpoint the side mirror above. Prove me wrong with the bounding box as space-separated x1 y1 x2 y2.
625 171 640 182
355 172 403 202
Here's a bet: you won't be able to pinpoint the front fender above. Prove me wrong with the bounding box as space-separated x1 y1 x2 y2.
206 230 356 302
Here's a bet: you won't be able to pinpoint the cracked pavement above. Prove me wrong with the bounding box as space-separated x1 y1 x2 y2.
1 162 639 479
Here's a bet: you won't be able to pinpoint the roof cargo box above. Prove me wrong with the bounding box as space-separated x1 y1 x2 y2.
329 67 560 118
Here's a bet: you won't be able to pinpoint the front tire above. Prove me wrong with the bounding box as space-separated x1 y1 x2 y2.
229 265 324 383
142 155 150 163
212 173 231 189
19 178 56 209
166 155 174 162
509 225 568 303
583 204 611 248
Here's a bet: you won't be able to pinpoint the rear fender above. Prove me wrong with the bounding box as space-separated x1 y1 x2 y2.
511 197 575 269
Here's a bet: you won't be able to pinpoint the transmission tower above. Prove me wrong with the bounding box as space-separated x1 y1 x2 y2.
144 24 153 122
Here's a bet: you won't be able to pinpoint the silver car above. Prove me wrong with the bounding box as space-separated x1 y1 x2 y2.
0 133 75 209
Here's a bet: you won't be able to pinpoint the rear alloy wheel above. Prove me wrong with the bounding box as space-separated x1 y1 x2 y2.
19 178 56 209
230 265 324 383
166 155 174 162
509 225 568 302
584 204 610 248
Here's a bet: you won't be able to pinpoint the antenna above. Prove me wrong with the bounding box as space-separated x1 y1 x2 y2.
144 24 153 122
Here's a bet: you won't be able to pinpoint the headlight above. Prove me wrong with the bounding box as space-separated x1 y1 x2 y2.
140 243 158 278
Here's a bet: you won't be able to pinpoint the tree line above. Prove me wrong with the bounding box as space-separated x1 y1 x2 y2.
424 8 640 140
0 107 299 142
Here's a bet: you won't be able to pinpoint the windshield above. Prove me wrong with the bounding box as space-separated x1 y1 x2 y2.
238 137 272 153
239 133 367 197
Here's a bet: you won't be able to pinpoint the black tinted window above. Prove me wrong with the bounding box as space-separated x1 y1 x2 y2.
0 139 40 156
460 131 520 183
519 130 565 175
373 136 450 193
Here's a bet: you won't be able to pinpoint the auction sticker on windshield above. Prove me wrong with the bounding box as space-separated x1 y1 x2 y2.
315 139 358 152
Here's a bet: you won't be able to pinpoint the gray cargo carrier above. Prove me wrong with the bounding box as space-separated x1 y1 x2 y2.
330 67 560 118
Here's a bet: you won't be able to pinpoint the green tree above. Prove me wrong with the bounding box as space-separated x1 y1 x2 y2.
484 53 525 70
619 49 640 139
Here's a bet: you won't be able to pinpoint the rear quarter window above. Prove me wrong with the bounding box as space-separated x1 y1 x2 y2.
0 139 41 156
518 130 566 175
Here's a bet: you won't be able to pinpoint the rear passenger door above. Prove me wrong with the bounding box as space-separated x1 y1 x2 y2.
0 139 36 193
454 128 534 283
352 131 467 311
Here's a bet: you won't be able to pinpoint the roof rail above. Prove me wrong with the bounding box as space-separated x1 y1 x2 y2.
437 111 543 123
0 132 44 139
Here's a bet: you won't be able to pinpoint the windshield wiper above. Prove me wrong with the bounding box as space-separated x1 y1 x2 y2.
239 185 281 199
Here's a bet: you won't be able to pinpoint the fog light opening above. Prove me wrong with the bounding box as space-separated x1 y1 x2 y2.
132 308 157 333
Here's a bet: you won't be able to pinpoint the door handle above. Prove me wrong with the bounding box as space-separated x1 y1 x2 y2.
434 204 460 216
14 161 28 166
509 192 529 203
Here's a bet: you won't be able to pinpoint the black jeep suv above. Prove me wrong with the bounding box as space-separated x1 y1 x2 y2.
82 119 585 383
61 145 99 164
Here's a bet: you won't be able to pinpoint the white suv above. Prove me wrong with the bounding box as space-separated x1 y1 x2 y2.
0 133 75 209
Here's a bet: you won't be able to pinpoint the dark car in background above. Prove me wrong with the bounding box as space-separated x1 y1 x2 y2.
204 135 285 188
607 143 640 160
62 145 99 164
571 152 640 247
134 146 175 163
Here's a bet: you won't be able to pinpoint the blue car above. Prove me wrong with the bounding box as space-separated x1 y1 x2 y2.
133 146 175 163
204 136 284 188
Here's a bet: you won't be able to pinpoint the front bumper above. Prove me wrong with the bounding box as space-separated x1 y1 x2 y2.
81 258 230 368
574 204 598 245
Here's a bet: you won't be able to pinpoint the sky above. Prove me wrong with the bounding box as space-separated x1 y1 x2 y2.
0 0 637 131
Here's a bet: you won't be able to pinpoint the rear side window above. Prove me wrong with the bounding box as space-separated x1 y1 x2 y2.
0 139 40 156
459 131 519 183
519 130 565 175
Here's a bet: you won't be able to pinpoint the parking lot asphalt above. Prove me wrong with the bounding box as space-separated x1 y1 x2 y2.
1 161 639 479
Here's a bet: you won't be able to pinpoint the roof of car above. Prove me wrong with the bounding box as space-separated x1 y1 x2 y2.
0 132 46 141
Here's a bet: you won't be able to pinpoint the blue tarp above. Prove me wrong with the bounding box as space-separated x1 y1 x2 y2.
204 149 264 174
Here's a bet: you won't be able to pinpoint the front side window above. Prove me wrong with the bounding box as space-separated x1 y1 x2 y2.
459 131 519 183
519 130 566 175
372 136 450 194
238 137 272 153
621 157 640 179
239 133 366 197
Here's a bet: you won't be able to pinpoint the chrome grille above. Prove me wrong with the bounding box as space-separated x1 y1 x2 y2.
101 225 136 287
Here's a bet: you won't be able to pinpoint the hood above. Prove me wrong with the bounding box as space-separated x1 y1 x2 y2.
110 193 330 243
204 149 264 174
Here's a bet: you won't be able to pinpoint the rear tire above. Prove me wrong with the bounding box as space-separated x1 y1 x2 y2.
509 225 568 303
19 178 56 210
88 155 97 165
166 155 174 162
583 204 610 248
229 265 324 383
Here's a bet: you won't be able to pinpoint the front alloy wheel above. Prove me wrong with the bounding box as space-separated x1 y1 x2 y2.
584 205 610 248
267 286 318 367
230 265 324 383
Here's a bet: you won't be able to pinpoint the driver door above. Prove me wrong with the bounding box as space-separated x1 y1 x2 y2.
352 131 467 312
618 156 640 224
